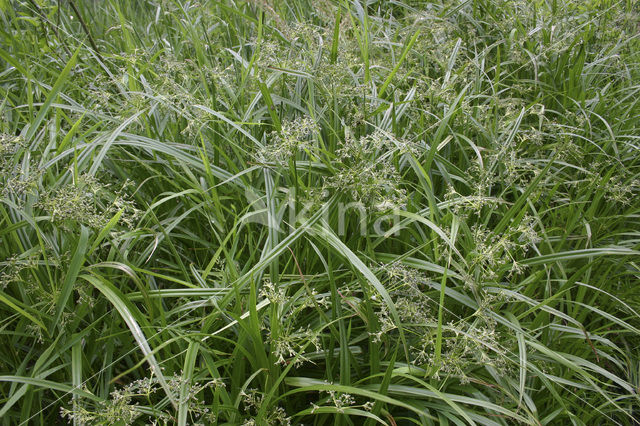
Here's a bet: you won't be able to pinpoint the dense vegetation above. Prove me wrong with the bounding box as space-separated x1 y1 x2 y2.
1 0 639 424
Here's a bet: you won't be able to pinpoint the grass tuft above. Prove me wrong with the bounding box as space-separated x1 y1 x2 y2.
1 0 640 424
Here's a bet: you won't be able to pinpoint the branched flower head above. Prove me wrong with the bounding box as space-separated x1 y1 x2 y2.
256 117 319 165
325 129 407 211
36 174 141 230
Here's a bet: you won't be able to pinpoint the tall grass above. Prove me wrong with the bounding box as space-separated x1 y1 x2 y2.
1 0 639 424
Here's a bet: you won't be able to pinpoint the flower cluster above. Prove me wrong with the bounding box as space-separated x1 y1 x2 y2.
0 253 42 290
240 389 291 425
370 263 434 342
61 373 224 425
467 215 541 285
311 388 376 414
259 278 324 366
0 134 40 201
325 129 408 211
411 311 512 384
36 175 141 230
270 325 321 366
0 133 21 170
256 117 319 165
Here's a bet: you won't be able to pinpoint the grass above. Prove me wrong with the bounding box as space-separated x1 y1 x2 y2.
1 0 639 424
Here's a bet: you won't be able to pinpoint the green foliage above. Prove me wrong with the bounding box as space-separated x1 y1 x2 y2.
1 0 639 424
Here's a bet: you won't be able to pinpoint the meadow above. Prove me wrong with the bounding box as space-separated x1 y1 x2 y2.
1 0 639 424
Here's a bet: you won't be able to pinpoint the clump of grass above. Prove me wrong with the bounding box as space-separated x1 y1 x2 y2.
1 0 639 425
